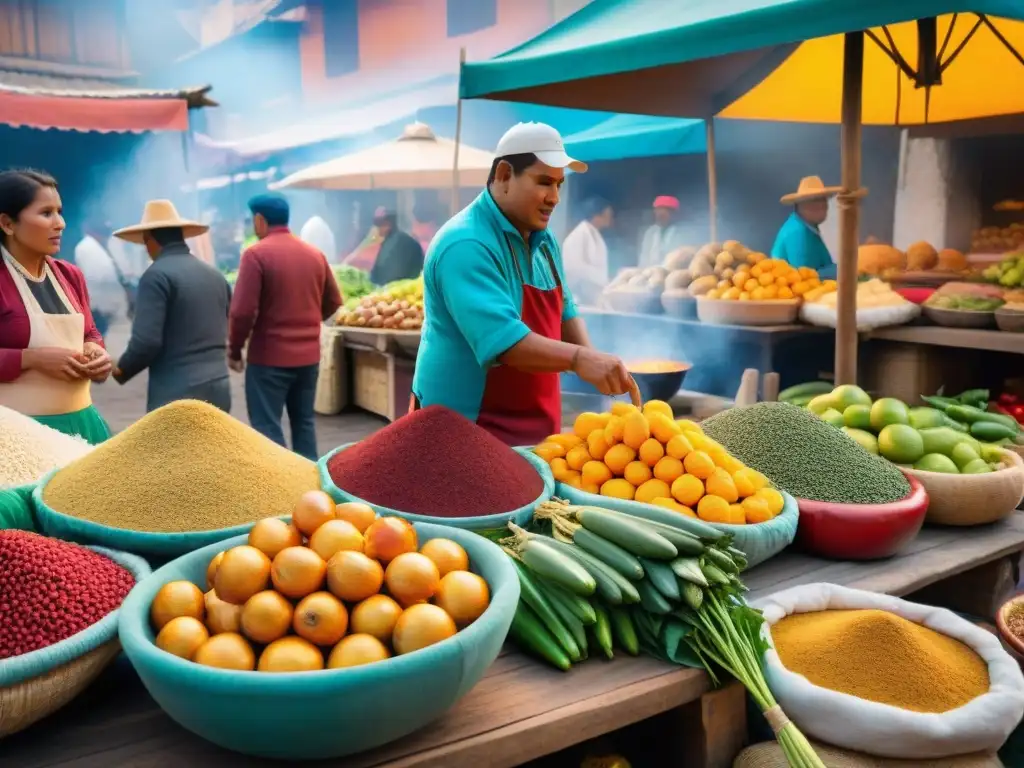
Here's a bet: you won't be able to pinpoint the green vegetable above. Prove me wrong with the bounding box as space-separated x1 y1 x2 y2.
639 557 681 601
571 527 645 580
636 577 673 614
671 557 709 587
681 581 704 611
970 420 1018 442
608 606 639 656
702 547 739 574
946 405 1020 434
921 394 959 410
536 535 631 604
702 402 911 504
955 389 990 407
778 381 833 402
621 516 706 556
518 537 596 596
508 604 571 671
543 582 597 625
591 604 615 659
569 499 724 542
573 506 678 559
542 582 588 658
512 559 581 662
701 560 732 586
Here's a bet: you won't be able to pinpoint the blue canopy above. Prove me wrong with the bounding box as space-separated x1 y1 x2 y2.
563 114 705 162
459 0 1024 121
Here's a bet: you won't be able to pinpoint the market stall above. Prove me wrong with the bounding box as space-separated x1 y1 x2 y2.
2 375 1024 766
457 0 1024 387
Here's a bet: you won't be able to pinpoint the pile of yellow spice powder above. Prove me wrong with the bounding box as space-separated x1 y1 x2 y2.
42 400 319 533
771 609 990 713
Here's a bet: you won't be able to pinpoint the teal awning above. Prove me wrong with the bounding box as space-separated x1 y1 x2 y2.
459 0 1024 120
563 114 705 162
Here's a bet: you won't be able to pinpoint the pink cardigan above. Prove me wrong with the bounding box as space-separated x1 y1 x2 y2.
0 257 104 383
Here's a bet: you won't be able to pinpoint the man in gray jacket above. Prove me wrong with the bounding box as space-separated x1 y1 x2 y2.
111 200 232 413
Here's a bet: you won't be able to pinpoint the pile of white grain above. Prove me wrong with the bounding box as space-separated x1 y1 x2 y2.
0 405 94 487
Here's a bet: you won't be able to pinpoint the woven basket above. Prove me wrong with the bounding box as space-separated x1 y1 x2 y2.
0 545 151 737
733 741 1002 767
314 325 348 416
905 449 1024 526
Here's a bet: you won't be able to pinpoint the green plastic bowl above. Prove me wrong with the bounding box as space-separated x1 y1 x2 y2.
117 523 519 760
555 483 799 568
318 443 553 534
32 469 272 558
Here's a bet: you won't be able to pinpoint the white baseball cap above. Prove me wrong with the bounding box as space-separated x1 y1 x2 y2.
494 122 588 174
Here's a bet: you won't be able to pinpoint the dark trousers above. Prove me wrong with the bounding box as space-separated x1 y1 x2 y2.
245 363 319 461
148 375 231 415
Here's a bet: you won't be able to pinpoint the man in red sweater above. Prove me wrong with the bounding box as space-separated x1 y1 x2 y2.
229 193 342 459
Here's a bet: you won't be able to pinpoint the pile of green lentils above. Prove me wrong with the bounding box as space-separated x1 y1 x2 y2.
702 402 912 504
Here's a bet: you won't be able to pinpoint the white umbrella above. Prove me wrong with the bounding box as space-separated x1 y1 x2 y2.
269 122 494 191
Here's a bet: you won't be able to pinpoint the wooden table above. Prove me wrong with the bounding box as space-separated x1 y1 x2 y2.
7 514 1024 768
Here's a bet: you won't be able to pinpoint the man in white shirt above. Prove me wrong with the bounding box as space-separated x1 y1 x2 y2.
562 197 613 307
638 195 687 268
74 225 128 336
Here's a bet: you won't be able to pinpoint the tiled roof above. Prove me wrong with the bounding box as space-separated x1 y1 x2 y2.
0 69 217 108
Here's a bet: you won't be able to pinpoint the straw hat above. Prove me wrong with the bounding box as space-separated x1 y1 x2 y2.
113 200 209 244
780 176 842 205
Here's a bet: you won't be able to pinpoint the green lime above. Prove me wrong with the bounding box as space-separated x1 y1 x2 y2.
830 384 872 412
919 427 971 457
950 441 981 469
843 404 872 430
914 453 960 473
979 444 1006 463
961 458 993 474
841 427 879 454
820 408 845 428
877 424 925 464
869 397 910 431
908 406 946 430
807 394 838 415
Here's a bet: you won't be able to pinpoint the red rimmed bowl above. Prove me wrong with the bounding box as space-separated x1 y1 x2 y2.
794 472 929 560
996 594 1024 665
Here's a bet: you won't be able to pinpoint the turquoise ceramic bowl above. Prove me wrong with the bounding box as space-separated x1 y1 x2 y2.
118 523 519 760
32 469 269 557
318 443 553 533
555 483 799 568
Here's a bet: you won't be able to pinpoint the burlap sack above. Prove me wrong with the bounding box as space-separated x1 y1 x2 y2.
733 741 1003 768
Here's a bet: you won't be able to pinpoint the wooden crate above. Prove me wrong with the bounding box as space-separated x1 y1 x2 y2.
350 348 415 422
859 339 985 403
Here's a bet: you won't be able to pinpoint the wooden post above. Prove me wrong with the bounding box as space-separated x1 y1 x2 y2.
835 31 865 385
452 47 467 215
706 118 718 243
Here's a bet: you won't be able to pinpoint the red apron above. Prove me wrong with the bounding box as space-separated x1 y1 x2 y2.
410 233 564 447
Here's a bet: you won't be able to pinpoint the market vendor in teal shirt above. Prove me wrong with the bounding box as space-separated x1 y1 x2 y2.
771 176 840 280
411 122 634 447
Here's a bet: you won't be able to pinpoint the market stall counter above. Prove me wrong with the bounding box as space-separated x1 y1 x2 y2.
7 513 1024 768
571 309 834 400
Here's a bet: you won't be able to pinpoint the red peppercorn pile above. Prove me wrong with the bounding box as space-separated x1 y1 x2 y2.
0 531 136 659
327 405 545 517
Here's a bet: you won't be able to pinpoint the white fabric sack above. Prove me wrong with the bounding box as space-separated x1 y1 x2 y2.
753 583 1024 759
800 302 921 331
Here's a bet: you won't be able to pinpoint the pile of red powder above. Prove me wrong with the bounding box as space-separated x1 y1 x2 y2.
327 405 544 517
0 530 136 659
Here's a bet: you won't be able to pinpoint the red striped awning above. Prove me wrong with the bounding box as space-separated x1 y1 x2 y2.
0 90 190 133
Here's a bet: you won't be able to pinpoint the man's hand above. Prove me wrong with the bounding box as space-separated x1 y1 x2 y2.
228 355 244 373
572 348 635 397
22 347 86 382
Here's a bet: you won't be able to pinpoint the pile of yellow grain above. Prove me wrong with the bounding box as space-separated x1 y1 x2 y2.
42 400 319 533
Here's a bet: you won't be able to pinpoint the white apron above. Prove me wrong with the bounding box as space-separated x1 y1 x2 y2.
0 249 91 416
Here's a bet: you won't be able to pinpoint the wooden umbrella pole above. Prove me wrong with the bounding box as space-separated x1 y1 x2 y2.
452 47 467 215
836 31 865 385
706 118 718 243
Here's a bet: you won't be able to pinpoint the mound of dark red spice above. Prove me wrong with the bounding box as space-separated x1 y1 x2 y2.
327 405 545 517
0 531 136 659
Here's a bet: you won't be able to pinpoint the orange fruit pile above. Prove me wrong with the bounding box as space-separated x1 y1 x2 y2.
706 260 823 301
534 401 786 526
149 491 490 672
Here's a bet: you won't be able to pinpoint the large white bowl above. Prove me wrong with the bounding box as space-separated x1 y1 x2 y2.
696 297 800 326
